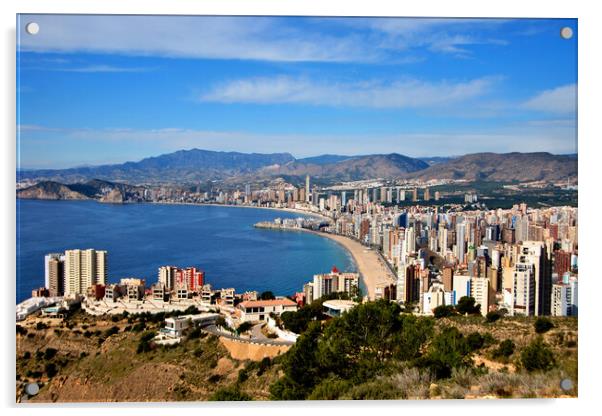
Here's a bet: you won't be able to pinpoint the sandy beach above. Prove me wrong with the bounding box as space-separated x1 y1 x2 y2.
314 232 397 301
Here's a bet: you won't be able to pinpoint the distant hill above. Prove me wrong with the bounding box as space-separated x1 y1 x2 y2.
18 149 296 184
260 153 429 182
16 181 90 201
17 179 145 202
408 152 577 182
417 156 456 166
296 154 354 165
18 149 577 186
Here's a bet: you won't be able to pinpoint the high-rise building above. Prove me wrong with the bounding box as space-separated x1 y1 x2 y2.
456 222 466 264
304 267 359 303
518 241 552 316
442 266 454 292
158 266 178 290
470 277 490 316
45 253 65 297
64 249 107 295
305 175 311 202
174 267 205 293
512 263 536 316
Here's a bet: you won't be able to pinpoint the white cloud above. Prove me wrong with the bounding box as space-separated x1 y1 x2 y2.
199 75 499 109
18 15 510 62
19 15 377 63
522 84 577 114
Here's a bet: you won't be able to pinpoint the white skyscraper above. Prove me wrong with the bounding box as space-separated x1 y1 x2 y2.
456 222 466 264
64 249 108 295
305 175 310 202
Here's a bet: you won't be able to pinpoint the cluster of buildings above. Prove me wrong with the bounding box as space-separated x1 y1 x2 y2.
30 175 578 325
300 267 360 305
326 200 578 317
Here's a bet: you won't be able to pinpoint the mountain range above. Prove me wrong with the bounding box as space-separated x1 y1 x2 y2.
17 148 577 187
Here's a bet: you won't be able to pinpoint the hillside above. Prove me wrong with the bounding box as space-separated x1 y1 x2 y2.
261 153 429 182
16 181 89 201
16 308 577 402
18 149 296 184
408 152 577 182
17 179 145 202
17 149 577 186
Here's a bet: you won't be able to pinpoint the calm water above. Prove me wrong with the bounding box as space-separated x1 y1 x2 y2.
16 200 356 303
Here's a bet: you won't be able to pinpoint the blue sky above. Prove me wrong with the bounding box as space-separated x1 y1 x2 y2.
17 15 577 169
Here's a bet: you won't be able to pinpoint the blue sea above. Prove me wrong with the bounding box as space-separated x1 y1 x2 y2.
16 200 356 303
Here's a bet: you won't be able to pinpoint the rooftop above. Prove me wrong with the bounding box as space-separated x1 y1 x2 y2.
322 299 358 310
239 298 297 308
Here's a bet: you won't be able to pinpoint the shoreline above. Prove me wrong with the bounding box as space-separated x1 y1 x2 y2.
302 230 397 301
18 199 394 302
255 225 396 301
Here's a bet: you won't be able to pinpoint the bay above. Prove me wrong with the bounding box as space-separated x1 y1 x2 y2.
16 200 356 303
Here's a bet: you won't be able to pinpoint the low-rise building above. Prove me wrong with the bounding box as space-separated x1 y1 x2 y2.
151 283 168 302
161 313 220 338
120 278 146 301
322 299 357 318
238 298 298 322
220 288 235 307
104 284 123 302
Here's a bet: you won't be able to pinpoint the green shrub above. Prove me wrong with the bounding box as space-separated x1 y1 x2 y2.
210 385 252 401
104 326 119 338
433 305 455 319
44 348 58 360
307 377 351 400
132 322 146 332
520 337 555 372
466 332 485 351
534 317 554 334
35 322 48 330
485 311 502 323
45 362 58 378
417 326 472 379
237 368 249 384
492 339 515 362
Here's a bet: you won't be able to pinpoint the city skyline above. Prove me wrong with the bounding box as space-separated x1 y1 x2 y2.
17 15 577 169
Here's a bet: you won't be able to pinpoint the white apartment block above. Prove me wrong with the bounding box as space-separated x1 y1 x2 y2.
64 249 107 295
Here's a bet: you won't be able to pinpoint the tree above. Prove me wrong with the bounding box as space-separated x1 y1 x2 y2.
270 321 323 400
456 296 481 315
433 305 455 319
534 317 555 334
520 337 555 372
260 291 276 300
236 321 253 335
417 326 473 379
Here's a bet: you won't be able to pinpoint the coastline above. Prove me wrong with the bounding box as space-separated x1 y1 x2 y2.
304 230 397 301
254 224 396 301
18 198 392 301
148 200 331 222
143 200 397 300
